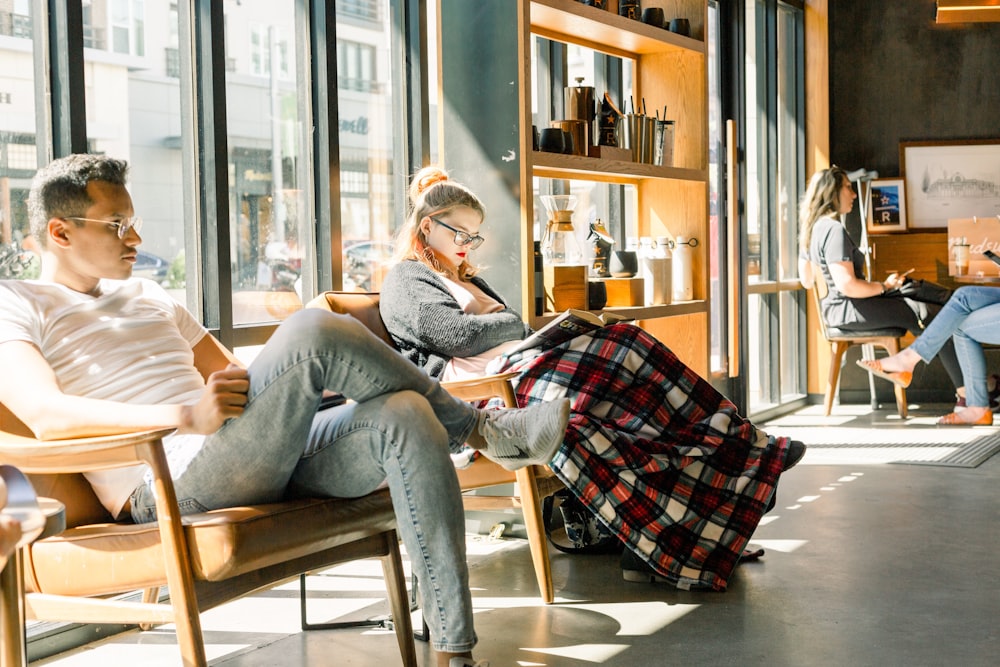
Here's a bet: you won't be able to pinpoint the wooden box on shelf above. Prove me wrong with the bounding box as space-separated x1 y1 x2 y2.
588 145 632 161
544 264 588 311
601 276 645 307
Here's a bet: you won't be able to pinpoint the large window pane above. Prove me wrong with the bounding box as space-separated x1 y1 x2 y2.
0 3 41 279
338 1 396 292
224 0 313 324
81 0 187 309
777 3 801 282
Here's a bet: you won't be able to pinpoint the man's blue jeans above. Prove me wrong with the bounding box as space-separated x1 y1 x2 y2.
909 286 1000 407
131 309 479 652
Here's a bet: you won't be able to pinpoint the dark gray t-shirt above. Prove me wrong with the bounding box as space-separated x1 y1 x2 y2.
808 216 866 328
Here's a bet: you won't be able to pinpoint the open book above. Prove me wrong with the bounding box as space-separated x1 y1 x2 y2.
509 309 632 355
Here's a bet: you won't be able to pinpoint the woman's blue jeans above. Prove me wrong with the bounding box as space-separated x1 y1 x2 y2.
130 309 479 652
909 286 1000 407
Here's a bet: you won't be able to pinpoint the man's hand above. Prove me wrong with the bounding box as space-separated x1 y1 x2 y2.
180 364 250 434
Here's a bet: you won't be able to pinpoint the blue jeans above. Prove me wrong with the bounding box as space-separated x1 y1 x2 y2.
909 286 1000 407
130 309 478 652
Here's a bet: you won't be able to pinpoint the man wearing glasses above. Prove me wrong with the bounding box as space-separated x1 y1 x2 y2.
0 154 568 667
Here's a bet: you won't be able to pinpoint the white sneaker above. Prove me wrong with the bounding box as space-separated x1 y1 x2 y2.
477 398 570 471
448 658 490 667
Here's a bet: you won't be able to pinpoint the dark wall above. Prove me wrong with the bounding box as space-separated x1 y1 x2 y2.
830 1 1000 179
828 1 1000 404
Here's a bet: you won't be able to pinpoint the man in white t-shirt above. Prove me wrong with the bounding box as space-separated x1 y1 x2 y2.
0 154 568 667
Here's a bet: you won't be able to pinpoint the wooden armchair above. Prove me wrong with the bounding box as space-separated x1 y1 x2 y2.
306 292 566 604
0 403 417 667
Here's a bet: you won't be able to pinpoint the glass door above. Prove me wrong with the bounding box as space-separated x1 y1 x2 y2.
708 0 806 417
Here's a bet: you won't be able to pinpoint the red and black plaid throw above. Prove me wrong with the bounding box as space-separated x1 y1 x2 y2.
491 323 791 591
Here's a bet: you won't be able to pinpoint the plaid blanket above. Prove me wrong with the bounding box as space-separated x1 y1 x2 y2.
490 323 791 591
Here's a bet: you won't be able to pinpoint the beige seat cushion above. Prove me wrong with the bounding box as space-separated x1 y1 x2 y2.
24 490 396 596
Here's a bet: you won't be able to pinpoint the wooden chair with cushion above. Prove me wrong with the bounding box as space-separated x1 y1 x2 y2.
306 292 566 604
0 402 417 667
808 264 908 417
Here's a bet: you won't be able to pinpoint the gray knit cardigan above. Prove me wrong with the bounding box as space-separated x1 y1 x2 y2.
379 260 532 378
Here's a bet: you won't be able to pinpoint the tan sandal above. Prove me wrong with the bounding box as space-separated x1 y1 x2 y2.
937 410 993 426
856 359 912 388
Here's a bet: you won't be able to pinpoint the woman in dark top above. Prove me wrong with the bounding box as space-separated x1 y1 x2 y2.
797 166 964 399
380 166 805 592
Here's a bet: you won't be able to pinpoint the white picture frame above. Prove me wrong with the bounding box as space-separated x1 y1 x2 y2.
900 140 1000 230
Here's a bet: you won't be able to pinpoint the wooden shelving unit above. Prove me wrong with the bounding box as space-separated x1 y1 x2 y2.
519 0 711 372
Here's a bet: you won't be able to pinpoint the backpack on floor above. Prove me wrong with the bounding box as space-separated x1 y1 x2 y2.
541 489 623 555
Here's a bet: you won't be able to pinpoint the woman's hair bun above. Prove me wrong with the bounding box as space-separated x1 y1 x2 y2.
410 166 450 201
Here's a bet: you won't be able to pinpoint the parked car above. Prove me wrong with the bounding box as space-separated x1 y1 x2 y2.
133 250 170 284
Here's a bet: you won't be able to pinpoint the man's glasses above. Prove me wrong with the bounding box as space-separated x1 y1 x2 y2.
430 217 485 250
65 216 143 239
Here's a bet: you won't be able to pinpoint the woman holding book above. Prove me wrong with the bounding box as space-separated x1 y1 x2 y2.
379 166 805 592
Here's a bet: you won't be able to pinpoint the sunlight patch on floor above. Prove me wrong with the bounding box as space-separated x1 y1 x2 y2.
566 601 699 636
522 643 630 663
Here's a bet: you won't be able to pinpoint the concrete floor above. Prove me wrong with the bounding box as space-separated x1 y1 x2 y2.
36 403 1000 666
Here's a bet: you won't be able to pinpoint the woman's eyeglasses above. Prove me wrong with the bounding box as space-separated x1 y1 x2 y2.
65 216 144 239
430 217 485 250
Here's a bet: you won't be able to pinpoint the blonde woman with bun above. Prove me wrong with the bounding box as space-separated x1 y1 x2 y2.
381 166 807 592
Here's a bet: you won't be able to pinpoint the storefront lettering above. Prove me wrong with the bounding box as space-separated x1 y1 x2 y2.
340 116 369 135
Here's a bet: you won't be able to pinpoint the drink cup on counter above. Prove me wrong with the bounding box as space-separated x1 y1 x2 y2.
954 242 970 275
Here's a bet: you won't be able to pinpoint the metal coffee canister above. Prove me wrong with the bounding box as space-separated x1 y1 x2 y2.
564 77 595 155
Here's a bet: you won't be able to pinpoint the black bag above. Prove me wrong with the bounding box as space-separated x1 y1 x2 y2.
893 278 952 306
541 489 623 555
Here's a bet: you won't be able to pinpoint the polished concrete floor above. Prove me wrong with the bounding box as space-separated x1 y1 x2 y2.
36 403 1000 666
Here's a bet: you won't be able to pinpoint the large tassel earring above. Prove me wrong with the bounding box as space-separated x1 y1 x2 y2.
421 246 445 274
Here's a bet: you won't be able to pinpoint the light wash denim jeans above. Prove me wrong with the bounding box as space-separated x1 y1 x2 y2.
909 286 1000 407
130 308 479 652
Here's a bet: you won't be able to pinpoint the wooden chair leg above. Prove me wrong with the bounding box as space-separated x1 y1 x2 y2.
0 549 27 667
825 342 849 416
141 441 206 667
514 466 555 604
379 532 417 667
883 339 909 418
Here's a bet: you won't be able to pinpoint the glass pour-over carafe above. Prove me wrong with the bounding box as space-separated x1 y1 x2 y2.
540 194 583 265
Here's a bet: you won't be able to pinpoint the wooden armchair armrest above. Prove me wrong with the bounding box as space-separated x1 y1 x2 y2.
440 371 520 403
0 428 176 474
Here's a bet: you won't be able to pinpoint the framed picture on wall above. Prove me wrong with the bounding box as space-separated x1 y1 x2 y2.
900 139 1000 230
866 178 907 233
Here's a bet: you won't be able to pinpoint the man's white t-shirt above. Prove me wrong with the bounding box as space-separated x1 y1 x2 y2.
0 278 209 517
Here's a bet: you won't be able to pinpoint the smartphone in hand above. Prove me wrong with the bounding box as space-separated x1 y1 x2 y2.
984 249 1000 267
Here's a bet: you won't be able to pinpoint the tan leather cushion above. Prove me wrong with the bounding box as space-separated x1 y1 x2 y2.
305 292 395 348
24 489 396 596
26 473 113 528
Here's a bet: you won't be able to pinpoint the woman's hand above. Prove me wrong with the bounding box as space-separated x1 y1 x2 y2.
883 269 914 292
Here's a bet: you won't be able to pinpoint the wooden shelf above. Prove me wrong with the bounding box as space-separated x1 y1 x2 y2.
531 150 707 184
533 300 707 327
530 0 705 58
